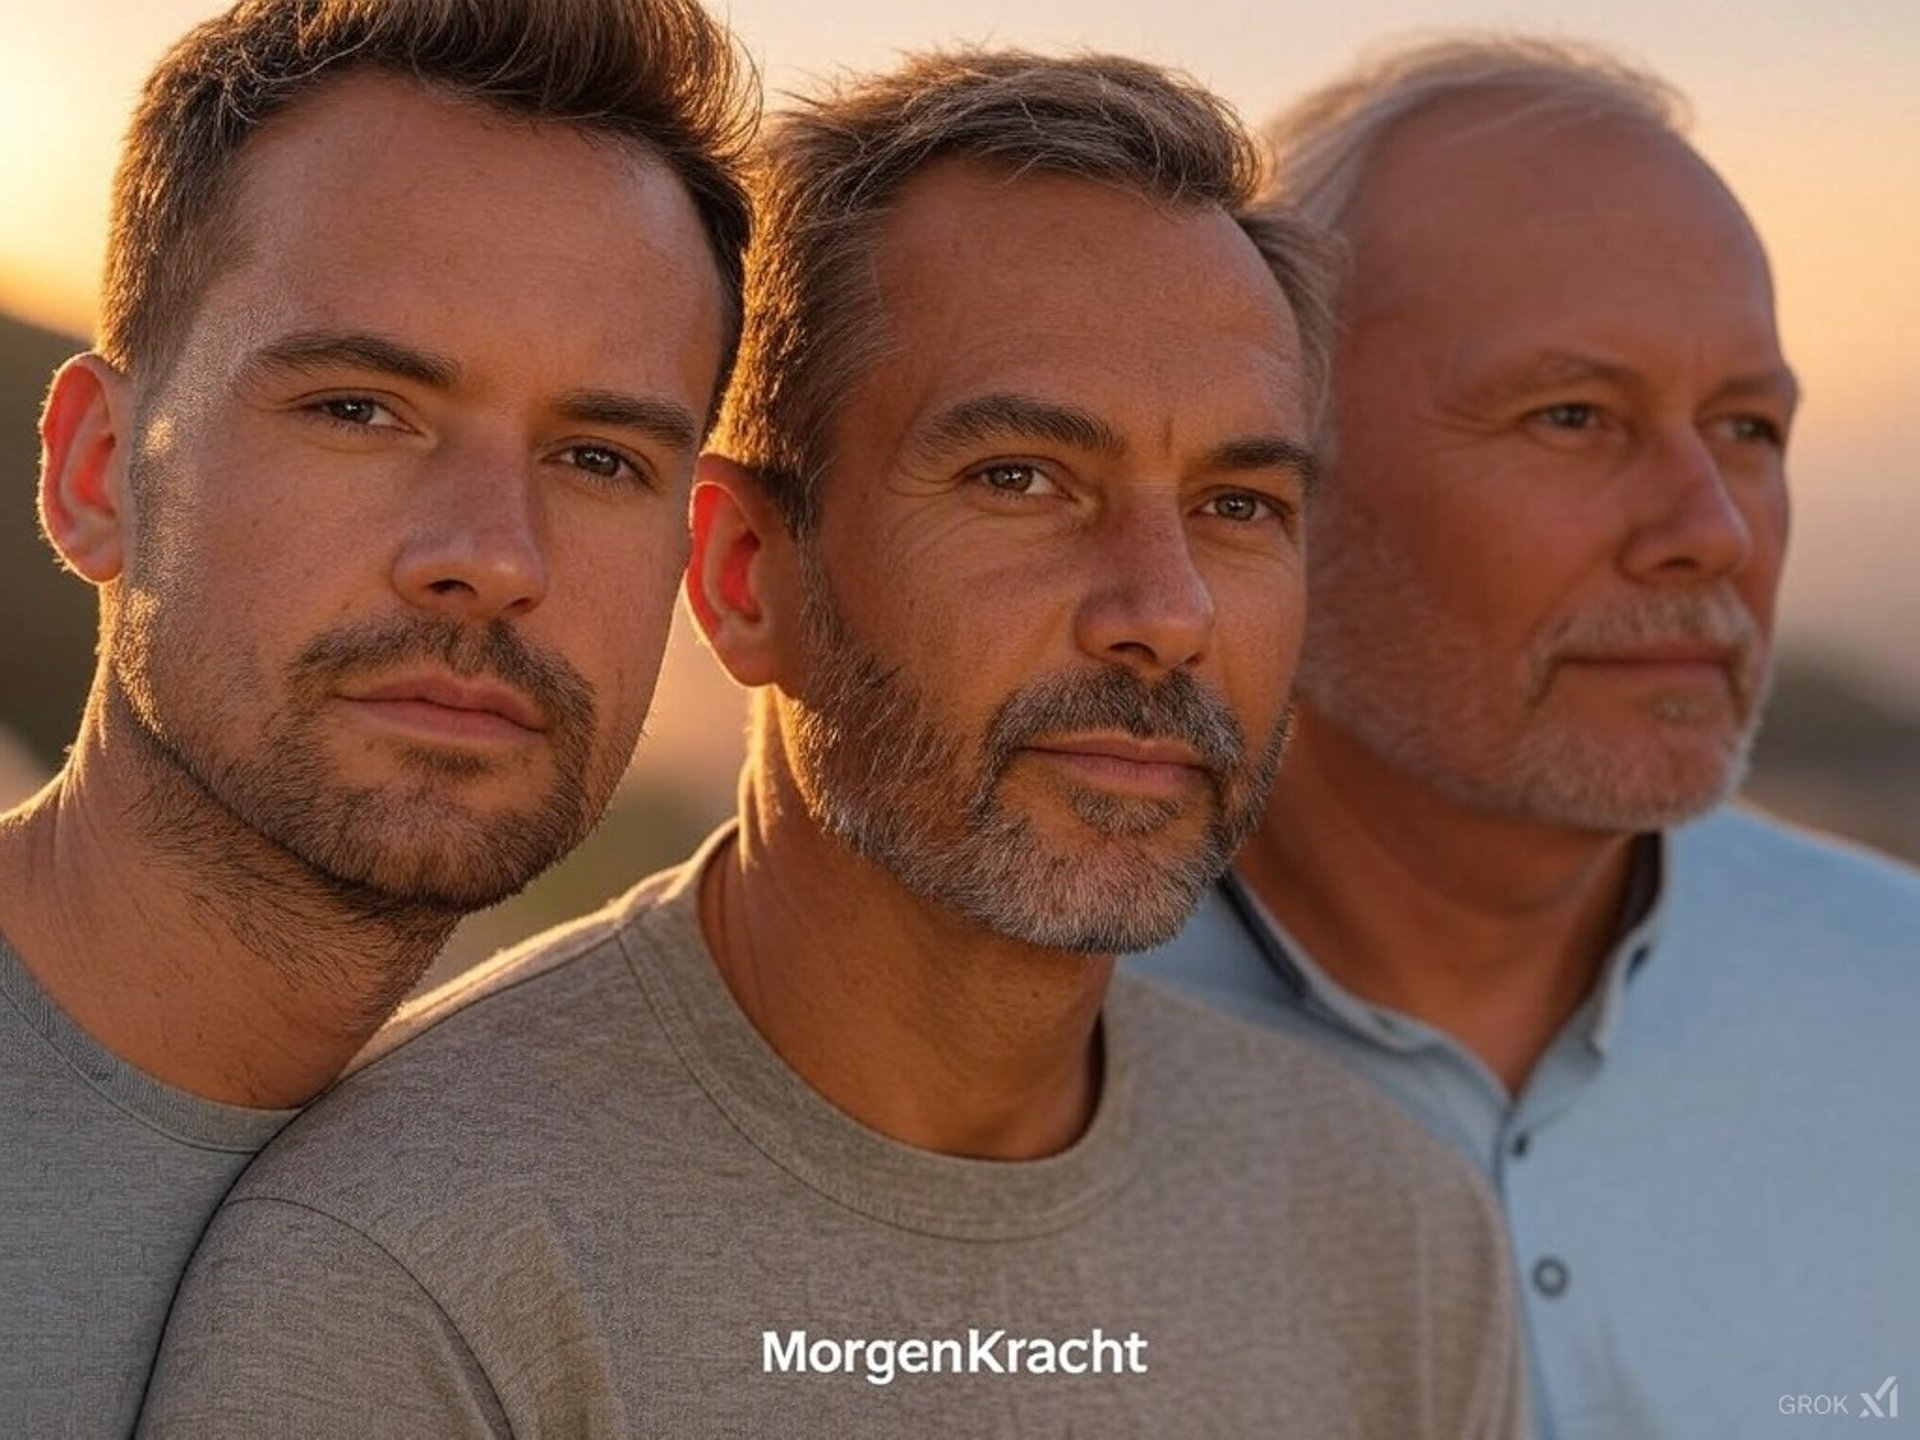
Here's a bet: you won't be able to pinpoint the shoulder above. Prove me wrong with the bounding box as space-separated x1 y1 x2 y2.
224 859 703 1234
1668 807 1920 943
1111 975 1496 1218
1109 976 1516 1402
350 857 697 1071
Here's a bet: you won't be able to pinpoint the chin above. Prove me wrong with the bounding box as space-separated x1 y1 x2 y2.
1493 742 1748 834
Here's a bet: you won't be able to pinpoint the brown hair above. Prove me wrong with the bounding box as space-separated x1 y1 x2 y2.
712 49 1336 532
101 0 756 393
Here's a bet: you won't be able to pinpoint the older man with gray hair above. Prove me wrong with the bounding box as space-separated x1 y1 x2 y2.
1136 34 1920 1440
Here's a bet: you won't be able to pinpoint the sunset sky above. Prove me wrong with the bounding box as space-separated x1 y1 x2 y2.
2 0 1914 760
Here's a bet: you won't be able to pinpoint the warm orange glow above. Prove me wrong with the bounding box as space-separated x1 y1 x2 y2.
3 0 1918 704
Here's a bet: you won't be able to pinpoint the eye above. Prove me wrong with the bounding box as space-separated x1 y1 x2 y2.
969 461 1059 497
1724 414 1786 449
1203 491 1281 524
563 442 641 483
1533 402 1600 430
310 396 401 428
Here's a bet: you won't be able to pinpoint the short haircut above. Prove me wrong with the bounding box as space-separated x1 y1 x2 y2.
712 49 1336 533
101 0 757 397
1267 34 1688 235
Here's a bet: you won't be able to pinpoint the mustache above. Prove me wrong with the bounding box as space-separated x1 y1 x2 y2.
1531 590 1765 701
291 617 596 735
983 667 1248 776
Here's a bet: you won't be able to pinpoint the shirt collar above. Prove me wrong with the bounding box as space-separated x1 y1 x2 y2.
1220 831 1670 1059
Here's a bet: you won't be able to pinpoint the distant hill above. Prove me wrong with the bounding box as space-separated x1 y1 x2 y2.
1745 652 1920 863
0 311 93 767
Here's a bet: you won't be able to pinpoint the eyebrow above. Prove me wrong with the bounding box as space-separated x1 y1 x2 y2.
241 329 463 390
909 393 1127 463
908 391 1315 488
1705 368 1802 413
1468 348 1801 413
553 388 701 456
1463 350 1636 405
242 331 701 453
1206 435 1319 493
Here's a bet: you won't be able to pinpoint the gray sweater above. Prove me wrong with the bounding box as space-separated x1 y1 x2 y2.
1 937 295 1439
139 837 1526 1437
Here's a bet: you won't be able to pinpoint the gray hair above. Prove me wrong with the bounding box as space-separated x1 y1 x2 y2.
1268 34 1689 234
713 48 1337 533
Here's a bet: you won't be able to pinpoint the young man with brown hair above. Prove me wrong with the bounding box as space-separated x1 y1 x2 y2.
0 0 754 1430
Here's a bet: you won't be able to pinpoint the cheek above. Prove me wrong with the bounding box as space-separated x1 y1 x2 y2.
1739 482 1791 623
1419 482 1602 636
573 539 686 673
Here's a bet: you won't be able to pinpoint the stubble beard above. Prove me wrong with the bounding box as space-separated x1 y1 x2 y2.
112 559 612 920
1299 525 1771 834
784 550 1288 953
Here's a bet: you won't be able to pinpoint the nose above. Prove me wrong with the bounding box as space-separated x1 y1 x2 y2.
391 445 549 622
1619 428 1757 586
1073 501 1214 677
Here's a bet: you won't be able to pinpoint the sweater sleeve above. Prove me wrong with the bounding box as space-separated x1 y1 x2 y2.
136 1196 511 1439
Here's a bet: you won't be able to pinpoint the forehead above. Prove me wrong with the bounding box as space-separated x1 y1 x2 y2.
832 160 1306 465
163 70 723 398
1343 101 1781 364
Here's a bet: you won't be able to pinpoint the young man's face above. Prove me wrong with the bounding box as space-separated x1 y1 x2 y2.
777 162 1312 951
1299 105 1795 832
108 72 726 907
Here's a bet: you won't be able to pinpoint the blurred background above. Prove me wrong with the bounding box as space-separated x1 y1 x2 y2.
3 0 1915 973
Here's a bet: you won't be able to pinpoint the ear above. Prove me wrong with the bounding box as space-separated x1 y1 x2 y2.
687 453 796 688
39 354 137 584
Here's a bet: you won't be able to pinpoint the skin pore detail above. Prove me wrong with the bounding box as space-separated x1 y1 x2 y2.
690 162 1311 1158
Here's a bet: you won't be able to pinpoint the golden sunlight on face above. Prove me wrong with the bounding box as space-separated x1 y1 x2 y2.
1300 103 1793 832
777 162 1312 951
112 73 724 907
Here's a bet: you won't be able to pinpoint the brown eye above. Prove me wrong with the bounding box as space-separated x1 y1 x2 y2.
969 460 1058 497
1210 493 1264 522
313 397 397 427
567 444 629 480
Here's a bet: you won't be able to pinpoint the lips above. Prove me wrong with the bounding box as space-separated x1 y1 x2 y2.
1025 733 1209 769
341 672 547 733
1019 733 1214 800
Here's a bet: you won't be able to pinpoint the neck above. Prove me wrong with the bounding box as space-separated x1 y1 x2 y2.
0 686 460 1108
1239 711 1637 1094
700 737 1110 1160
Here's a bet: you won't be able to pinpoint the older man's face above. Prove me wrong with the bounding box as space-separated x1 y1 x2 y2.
1299 104 1795 832
777 162 1312 952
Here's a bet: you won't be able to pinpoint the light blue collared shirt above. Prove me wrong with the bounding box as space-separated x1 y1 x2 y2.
1131 808 1920 1440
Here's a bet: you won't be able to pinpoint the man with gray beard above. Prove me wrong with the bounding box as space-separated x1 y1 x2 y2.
1133 36 1920 1440
138 51 1524 1438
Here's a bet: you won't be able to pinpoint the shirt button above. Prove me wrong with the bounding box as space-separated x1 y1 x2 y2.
1510 1132 1530 1159
1532 1256 1570 1298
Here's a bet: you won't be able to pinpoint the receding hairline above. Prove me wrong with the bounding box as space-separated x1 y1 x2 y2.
1338 97 1761 280
831 155 1316 473
1266 33 1692 238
